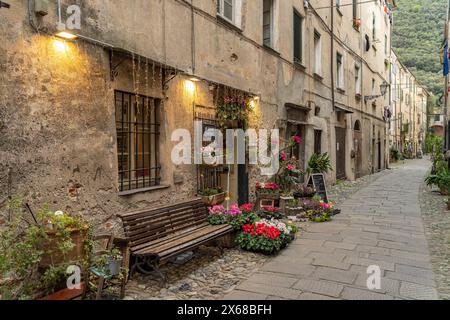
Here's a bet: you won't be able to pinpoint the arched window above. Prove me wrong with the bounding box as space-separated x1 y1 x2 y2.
354 120 361 131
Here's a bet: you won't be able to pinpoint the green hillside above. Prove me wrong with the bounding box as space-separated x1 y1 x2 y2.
392 0 447 98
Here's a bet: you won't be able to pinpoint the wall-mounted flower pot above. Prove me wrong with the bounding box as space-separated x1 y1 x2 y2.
201 192 226 206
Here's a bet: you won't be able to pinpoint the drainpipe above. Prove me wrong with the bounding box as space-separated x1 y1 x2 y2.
330 0 335 113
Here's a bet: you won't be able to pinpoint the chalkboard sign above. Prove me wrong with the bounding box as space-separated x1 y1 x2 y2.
308 174 329 203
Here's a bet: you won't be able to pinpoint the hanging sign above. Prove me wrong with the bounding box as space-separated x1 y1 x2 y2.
308 174 329 203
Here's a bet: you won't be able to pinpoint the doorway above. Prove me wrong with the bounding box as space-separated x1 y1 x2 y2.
354 121 362 179
335 127 346 180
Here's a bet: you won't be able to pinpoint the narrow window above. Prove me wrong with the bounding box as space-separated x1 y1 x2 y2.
293 10 303 64
355 65 361 95
263 0 273 47
314 130 322 155
314 31 322 75
352 0 357 20
336 53 344 89
217 0 234 22
372 12 376 40
115 91 161 192
385 34 388 55
372 79 376 95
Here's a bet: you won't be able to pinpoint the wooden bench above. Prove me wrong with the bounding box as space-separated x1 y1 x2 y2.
118 198 233 284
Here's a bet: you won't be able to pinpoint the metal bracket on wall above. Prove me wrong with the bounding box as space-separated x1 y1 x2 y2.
109 51 127 82
0 1 10 9
162 71 177 90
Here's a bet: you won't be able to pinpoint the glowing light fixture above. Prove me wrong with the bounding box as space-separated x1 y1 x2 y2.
52 39 69 53
189 77 201 82
185 80 196 95
55 31 78 40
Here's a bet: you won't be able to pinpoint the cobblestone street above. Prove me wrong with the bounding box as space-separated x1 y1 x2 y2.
224 159 440 300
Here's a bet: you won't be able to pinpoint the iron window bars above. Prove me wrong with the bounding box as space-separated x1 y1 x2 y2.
115 91 161 192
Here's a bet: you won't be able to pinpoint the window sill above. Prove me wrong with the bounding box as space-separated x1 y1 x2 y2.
313 73 323 81
294 61 306 71
262 44 280 56
336 88 346 94
119 185 170 197
216 15 242 33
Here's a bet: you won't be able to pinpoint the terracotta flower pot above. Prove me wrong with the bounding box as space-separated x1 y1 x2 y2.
39 229 88 268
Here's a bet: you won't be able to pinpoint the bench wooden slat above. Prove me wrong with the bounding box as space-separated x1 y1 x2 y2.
119 199 203 221
126 212 207 240
130 223 212 253
135 225 233 257
142 224 231 254
124 207 208 231
128 219 210 248
125 206 207 234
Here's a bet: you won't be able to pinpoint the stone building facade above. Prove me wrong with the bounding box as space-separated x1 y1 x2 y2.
390 50 429 158
1 0 395 230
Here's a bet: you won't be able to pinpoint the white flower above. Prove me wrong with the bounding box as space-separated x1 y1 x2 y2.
54 211 64 216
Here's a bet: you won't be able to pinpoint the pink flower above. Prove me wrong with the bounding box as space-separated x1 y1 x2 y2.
293 136 302 144
287 164 296 171
280 151 287 161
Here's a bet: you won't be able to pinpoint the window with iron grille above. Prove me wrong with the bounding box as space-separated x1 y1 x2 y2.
115 91 161 192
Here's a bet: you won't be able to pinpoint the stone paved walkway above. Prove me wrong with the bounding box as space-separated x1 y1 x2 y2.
224 159 439 300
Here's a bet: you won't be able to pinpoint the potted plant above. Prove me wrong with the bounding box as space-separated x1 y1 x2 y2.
256 182 280 199
258 206 284 220
306 153 333 176
306 202 335 223
0 201 92 300
293 185 316 199
236 220 296 255
425 167 450 195
91 248 123 277
199 187 226 206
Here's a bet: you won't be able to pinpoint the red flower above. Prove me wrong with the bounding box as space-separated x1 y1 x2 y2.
240 204 254 213
280 151 287 161
287 164 296 171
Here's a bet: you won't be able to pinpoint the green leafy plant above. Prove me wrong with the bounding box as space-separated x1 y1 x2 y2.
0 199 92 300
199 188 224 197
425 167 450 194
307 153 333 175
390 148 402 162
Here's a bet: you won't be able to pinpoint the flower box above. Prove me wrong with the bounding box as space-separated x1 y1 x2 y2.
39 229 88 268
201 192 227 206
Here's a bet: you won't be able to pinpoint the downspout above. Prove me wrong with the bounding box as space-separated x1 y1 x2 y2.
191 0 196 74
330 0 335 113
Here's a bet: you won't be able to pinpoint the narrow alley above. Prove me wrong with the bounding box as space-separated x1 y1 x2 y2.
225 159 439 300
